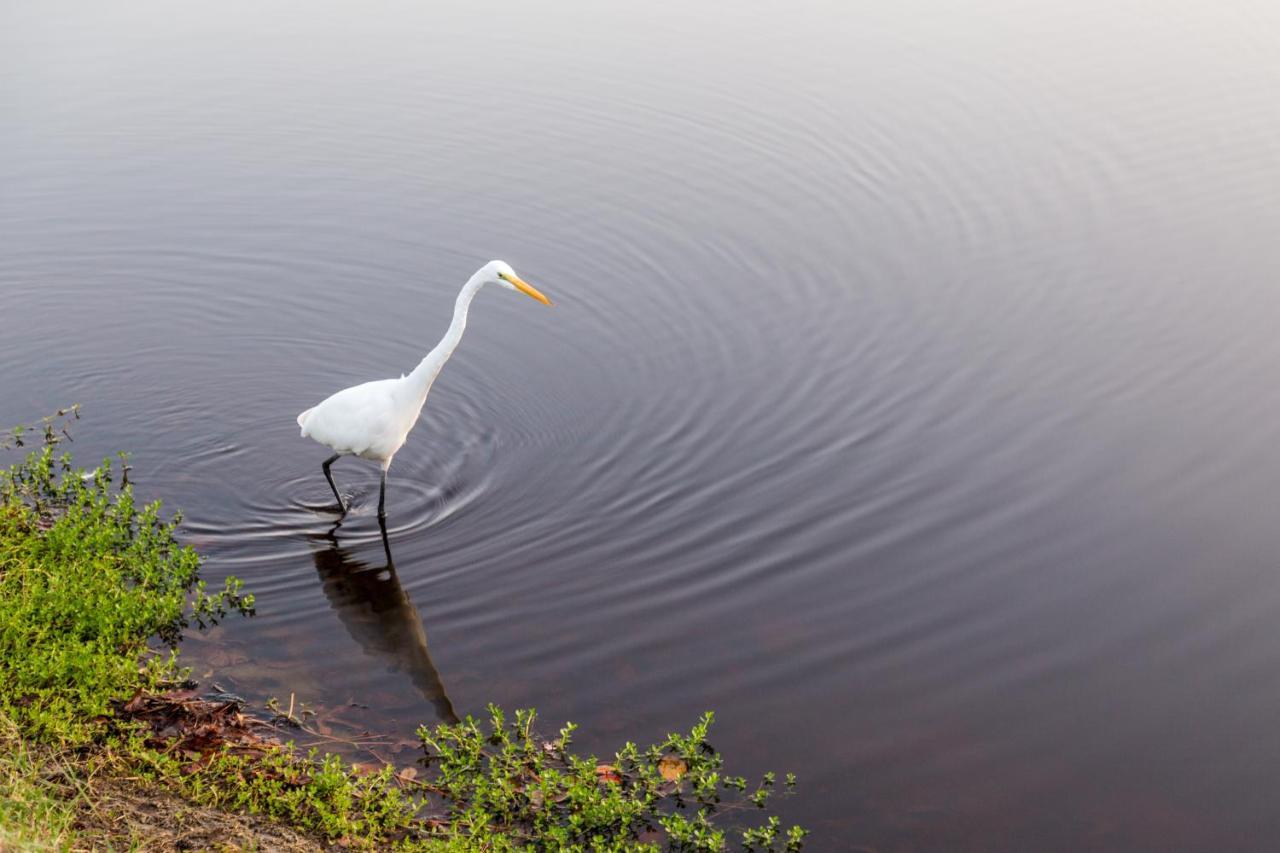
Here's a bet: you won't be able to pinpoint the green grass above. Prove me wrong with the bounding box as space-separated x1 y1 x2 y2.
0 425 806 850
0 712 79 852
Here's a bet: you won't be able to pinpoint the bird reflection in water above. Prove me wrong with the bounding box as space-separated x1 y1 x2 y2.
309 519 458 724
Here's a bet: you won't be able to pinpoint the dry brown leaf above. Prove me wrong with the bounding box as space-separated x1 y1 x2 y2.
658 756 687 781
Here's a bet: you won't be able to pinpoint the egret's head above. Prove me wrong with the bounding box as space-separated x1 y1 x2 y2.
483 260 551 306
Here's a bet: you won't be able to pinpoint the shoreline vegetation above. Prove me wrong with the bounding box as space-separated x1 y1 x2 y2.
0 412 806 851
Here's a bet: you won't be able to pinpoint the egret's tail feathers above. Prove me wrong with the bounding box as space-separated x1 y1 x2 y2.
296 407 315 435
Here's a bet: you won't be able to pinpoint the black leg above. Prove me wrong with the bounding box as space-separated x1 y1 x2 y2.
378 469 388 520
321 454 344 511
377 512 394 567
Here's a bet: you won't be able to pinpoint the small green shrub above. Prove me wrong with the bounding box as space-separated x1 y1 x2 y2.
0 443 251 743
420 706 807 850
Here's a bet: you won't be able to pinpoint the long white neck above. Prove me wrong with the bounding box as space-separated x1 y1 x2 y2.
405 272 485 402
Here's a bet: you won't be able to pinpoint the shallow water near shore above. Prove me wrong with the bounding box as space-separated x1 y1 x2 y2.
5 0 1280 848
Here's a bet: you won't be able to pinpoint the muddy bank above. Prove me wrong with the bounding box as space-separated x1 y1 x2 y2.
73 776 324 853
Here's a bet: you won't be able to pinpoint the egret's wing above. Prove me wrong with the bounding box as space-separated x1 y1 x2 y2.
299 380 398 456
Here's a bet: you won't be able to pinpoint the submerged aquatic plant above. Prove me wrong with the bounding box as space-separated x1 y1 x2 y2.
0 403 80 451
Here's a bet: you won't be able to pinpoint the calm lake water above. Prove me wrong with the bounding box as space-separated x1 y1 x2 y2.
4 1 1280 848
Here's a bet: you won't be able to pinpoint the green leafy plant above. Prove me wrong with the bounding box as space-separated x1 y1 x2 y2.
0 443 252 743
419 705 807 850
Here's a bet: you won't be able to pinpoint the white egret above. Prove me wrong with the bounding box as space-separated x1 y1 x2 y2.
296 260 551 518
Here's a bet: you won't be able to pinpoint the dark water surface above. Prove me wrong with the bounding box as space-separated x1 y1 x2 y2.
5 1 1280 848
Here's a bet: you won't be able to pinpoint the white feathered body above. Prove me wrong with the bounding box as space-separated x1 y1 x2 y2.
297 376 433 465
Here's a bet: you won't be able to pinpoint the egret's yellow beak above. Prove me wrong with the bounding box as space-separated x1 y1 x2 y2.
507 274 552 306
